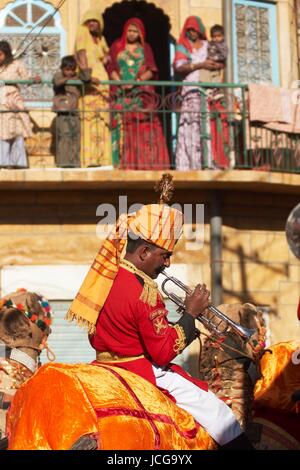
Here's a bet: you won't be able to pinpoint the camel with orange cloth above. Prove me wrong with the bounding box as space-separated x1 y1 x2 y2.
1 300 299 450
198 303 300 450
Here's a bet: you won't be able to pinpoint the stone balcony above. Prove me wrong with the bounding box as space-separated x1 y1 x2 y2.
0 168 299 195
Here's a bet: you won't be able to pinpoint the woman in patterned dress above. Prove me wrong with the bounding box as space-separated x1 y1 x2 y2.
0 41 33 169
174 17 223 170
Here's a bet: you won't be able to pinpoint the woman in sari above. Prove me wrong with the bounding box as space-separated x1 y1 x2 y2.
174 16 223 170
75 10 111 167
106 18 169 170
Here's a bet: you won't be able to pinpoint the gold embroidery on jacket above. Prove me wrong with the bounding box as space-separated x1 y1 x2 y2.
173 324 186 353
149 308 167 321
153 317 168 335
120 259 159 307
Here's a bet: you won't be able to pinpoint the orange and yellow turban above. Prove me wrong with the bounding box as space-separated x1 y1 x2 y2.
66 204 184 333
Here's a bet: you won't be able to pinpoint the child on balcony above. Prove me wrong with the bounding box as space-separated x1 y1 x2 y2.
199 24 228 94
195 24 230 170
207 24 228 83
52 55 94 168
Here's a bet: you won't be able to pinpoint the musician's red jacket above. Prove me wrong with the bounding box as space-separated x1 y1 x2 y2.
90 267 208 391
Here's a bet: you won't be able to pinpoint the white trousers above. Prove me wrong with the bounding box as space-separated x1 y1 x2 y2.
153 365 242 446
0 137 27 168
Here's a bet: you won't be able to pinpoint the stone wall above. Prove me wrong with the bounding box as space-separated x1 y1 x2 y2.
0 182 299 349
0 0 298 167
0 0 297 85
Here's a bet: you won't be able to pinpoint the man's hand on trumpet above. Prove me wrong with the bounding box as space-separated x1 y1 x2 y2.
184 284 211 319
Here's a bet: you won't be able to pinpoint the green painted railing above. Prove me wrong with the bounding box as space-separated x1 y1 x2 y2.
0 79 299 173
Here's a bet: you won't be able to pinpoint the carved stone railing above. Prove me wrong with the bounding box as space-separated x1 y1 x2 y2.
0 79 299 173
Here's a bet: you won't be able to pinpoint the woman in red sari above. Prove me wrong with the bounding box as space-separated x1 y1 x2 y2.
106 18 170 170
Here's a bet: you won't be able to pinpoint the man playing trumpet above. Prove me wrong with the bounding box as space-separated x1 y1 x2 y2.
67 176 252 450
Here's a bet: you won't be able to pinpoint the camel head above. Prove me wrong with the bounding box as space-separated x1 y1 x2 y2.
198 303 267 431
0 289 53 358
216 302 267 362
199 303 266 368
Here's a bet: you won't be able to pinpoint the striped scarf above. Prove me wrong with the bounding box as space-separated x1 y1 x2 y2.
66 204 183 333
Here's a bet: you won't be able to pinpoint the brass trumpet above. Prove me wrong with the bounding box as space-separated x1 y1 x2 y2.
161 270 255 342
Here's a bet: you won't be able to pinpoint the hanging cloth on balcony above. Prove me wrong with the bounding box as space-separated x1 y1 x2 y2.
248 83 300 133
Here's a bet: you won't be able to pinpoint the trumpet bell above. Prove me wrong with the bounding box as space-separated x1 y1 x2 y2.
286 202 300 260
160 270 255 342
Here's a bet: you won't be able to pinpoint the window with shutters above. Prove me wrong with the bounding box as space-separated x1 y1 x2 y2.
0 0 66 103
40 300 95 364
232 0 279 84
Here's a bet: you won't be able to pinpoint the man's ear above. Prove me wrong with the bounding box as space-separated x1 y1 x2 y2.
138 244 152 261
